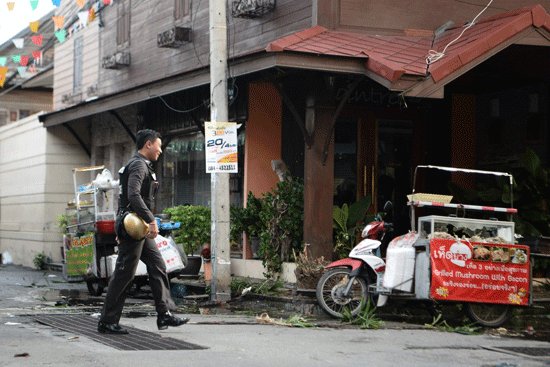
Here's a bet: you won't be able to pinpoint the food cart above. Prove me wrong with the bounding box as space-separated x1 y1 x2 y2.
62 166 119 295
387 165 531 326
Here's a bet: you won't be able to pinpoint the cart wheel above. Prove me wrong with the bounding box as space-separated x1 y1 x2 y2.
86 278 105 296
464 302 511 327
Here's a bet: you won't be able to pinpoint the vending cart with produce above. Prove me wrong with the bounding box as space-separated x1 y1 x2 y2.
400 166 530 326
316 165 535 327
62 166 119 295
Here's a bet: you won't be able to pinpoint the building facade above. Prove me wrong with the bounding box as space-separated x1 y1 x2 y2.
34 0 550 266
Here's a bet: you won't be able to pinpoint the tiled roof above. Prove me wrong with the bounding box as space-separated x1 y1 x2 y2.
266 5 550 86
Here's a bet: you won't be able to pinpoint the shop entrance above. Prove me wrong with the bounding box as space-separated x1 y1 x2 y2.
334 109 418 234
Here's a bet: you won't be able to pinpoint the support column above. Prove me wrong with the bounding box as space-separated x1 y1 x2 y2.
304 107 334 260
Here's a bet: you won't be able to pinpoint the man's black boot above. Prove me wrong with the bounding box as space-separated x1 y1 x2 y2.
98 321 129 334
157 311 190 330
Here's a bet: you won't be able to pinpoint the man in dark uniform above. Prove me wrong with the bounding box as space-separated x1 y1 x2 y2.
98 129 189 334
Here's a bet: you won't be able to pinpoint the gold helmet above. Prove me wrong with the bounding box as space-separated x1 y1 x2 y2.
123 213 149 240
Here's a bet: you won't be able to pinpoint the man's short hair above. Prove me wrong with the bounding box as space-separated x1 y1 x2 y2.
136 129 161 150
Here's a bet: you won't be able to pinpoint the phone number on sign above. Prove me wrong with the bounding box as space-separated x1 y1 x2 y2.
208 165 236 171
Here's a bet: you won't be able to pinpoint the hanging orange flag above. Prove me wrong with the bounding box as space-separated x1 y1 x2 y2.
7 2 15 11
88 7 96 23
52 15 65 30
76 0 85 8
29 20 40 33
0 67 8 88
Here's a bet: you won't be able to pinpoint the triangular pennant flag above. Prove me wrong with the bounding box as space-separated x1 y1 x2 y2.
29 20 40 33
55 29 66 43
76 0 85 8
32 50 42 59
12 38 24 49
17 66 28 77
88 7 96 23
0 67 8 88
7 2 15 11
0 57 6 66
78 11 88 27
20 56 29 66
31 34 43 46
52 0 61 6
11 55 21 63
103 0 111 4
30 0 39 10
52 15 64 30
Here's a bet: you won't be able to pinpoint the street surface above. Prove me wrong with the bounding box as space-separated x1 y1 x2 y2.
0 265 548 367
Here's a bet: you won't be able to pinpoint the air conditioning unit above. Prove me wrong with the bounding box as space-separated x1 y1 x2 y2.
86 84 98 97
61 92 82 104
157 27 192 48
102 51 131 69
232 0 275 18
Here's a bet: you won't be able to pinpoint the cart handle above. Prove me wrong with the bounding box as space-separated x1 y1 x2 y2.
412 165 514 208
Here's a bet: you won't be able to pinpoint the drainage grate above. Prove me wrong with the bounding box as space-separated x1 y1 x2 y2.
34 314 207 351
486 346 550 358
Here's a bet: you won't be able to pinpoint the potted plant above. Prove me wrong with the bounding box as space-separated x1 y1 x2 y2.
164 205 211 275
258 177 304 278
243 192 265 258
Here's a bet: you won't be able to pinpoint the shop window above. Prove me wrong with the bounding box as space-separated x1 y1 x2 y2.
334 119 357 207
19 110 31 119
0 109 7 126
158 131 245 210
9 110 18 122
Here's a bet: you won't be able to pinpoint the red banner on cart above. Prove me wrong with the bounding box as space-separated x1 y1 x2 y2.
430 239 530 305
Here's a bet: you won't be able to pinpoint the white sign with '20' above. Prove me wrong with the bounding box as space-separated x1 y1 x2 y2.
204 121 238 173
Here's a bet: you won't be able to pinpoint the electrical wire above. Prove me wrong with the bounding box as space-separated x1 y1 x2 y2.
191 0 206 67
426 0 494 65
154 95 208 114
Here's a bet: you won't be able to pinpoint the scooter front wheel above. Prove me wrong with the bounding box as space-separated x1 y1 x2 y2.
463 302 511 327
316 267 368 318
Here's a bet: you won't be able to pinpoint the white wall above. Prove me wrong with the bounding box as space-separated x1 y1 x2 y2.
0 113 89 266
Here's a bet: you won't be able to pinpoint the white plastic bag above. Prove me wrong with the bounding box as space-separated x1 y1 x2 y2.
155 234 185 273
387 231 419 249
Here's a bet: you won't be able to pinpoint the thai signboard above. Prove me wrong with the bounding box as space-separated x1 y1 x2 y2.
64 233 95 279
205 121 238 173
430 239 530 305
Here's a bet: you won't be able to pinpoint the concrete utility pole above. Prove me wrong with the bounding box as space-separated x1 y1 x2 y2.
209 0 231 301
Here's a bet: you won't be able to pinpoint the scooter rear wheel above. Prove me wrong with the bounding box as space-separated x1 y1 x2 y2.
316 267 369 318
464 302 511 327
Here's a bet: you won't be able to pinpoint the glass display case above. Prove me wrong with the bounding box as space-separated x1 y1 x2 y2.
418 215 515 243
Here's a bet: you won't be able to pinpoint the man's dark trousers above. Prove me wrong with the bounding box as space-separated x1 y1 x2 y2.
100 237 175 324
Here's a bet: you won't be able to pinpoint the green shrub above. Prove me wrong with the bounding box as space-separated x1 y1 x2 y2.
164 205 211 255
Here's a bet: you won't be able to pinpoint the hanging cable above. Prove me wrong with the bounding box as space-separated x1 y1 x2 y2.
426 0 494 65
152 95 209 114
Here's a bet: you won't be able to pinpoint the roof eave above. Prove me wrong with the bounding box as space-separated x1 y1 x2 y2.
400 27 549 98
